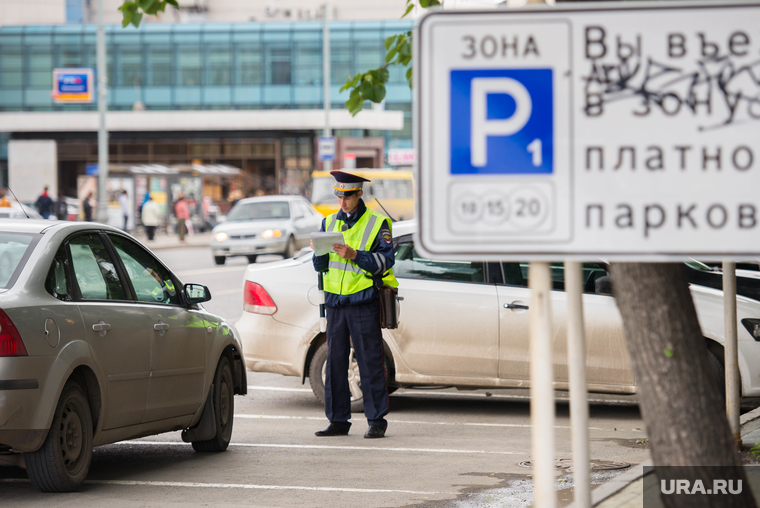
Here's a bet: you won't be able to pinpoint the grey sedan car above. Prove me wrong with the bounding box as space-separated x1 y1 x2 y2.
0 220 247 492
210 195 323 265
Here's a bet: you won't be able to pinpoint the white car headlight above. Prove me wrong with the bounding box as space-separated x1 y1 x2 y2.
260 229 283 239
214 232 229 242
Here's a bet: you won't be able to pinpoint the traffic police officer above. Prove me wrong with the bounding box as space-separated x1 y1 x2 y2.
312 170 398 439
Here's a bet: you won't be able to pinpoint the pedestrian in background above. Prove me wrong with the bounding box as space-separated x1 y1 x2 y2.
35 186 54 219
0 190 12 208
175 192 190 242
311 171 397 439
55 194 68 220
83 192 94 221
118 190 130 231
141 193 160 241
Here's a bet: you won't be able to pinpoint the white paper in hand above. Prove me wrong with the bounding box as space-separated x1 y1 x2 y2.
311 232 344 256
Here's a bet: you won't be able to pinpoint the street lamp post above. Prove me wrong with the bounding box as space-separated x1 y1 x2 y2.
96 0 109 223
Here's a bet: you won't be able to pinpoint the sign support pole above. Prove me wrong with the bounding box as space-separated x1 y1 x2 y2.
565 261 590 508
96 0 109 223
529 261 556 508
322 3 332 174
723 260 741 449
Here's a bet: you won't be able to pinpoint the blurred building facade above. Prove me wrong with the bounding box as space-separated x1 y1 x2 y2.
0 1 412 204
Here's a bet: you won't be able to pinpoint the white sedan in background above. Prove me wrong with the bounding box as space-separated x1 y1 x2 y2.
236 221 760 411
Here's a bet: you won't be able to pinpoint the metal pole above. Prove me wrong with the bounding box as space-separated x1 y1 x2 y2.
724 260 741 449
322 3 332 173
96 0 109 223
529 261 556 508
317 3 331 334
565 261 590 508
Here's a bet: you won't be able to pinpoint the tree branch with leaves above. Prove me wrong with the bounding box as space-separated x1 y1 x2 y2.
340 0 440 116
118 0 179 28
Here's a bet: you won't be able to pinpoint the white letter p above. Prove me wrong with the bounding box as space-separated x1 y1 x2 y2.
470 78 532 167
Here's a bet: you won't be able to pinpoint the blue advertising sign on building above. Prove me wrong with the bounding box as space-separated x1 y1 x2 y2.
52 68 94 103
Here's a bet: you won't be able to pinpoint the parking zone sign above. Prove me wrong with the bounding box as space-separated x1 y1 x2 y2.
415 2 760 260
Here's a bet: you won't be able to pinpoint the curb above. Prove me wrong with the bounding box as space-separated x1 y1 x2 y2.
566 408 760 507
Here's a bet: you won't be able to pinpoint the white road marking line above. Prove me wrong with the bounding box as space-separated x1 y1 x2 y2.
247 385 313 393
246 385 635 406
0 478 448 495
176 266 248 277
117 440 522 455
393 389 636 405
233 414 635 432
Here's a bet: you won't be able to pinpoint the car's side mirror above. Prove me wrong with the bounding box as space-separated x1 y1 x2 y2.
185 283 211 304
595 276 613 296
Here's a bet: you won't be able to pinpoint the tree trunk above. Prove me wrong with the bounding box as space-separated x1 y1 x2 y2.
609 263 755 508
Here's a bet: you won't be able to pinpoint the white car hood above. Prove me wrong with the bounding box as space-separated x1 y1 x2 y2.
213 220 289 235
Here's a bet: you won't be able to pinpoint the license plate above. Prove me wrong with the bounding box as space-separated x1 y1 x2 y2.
229 246 253 254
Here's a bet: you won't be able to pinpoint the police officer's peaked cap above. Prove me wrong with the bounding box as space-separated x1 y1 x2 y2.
331 170 370 196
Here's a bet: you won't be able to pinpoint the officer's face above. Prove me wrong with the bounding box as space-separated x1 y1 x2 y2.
337 190 362 214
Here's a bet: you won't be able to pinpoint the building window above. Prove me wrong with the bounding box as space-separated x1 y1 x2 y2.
331 41 351 85
294 43 321 85
268 47 290 85
178 48 201 86
66 0 84 23
28 51 53 88
147 49 171 86
0 46 22 88
236 44 262 85
207 46 231 86
119 50 141 87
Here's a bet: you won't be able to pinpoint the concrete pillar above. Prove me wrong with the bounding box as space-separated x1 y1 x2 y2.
8 140 58 202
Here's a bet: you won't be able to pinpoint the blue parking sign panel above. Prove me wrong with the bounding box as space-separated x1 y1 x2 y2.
450 69 553 175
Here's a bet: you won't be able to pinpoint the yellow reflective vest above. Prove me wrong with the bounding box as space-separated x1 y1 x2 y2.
323 210 399 296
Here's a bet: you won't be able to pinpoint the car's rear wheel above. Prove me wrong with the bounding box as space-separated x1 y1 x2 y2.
192 356 234 452
246 255 258 263
25 381 93 492
214 256 226 266
309 342 393 413
283 236 296 259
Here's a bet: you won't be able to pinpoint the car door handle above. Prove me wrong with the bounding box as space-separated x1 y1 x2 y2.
504 303 529 310
92 321 111 336
154 322 170 331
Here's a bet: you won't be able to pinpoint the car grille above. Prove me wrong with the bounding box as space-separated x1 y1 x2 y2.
230 234 257 240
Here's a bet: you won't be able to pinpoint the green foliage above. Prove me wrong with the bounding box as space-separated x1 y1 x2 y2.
751 442 760 458
664 348 674 358
118 0 179 28
342 0 440 116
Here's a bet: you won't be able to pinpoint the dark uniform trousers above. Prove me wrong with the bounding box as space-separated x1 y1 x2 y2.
325 299 389 429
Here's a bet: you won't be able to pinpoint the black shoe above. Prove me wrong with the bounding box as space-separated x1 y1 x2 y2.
315 423 350 437
364 425 386 439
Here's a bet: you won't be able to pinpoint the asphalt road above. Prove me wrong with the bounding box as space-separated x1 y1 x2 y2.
0 246 651 507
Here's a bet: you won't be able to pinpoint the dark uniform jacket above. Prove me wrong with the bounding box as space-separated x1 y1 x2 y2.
313 199 394 308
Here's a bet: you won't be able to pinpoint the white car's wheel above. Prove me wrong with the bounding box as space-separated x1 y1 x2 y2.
309 342 364 413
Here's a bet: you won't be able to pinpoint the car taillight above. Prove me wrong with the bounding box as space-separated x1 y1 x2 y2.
244 281 277 315
0 309 27 356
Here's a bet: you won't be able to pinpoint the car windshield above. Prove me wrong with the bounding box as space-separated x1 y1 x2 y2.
227 201 290 221
0 233 37 288
311 178 336 205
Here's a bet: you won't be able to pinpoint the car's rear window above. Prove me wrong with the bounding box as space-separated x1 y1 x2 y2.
227 201 291 221
0 232 39 288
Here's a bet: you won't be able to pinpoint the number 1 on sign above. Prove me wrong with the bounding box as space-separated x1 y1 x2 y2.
527 139 542 167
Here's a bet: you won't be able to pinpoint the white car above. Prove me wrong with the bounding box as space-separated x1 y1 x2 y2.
210 195 322 265
236 221 760 410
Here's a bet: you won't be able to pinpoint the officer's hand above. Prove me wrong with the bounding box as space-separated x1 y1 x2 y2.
310 240 314 250
333 244 356 260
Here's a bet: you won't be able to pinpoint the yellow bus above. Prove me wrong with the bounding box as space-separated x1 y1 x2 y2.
310 168 415 221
